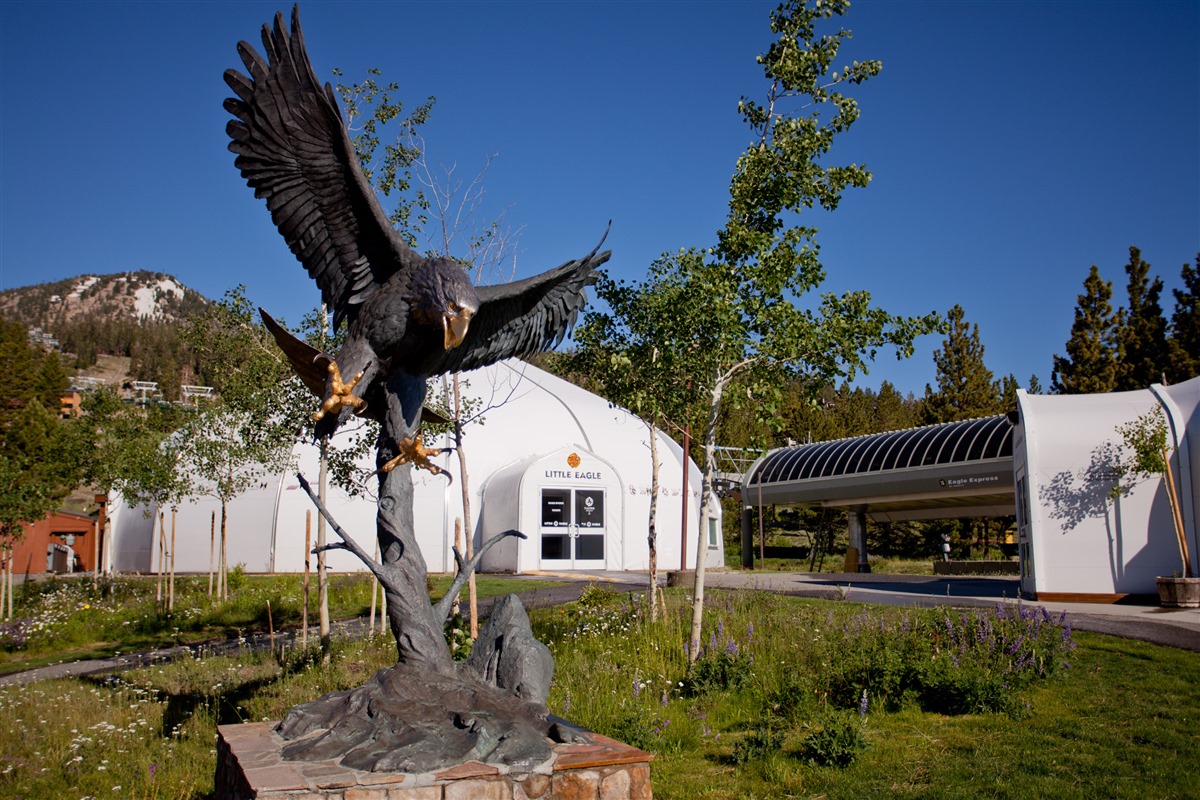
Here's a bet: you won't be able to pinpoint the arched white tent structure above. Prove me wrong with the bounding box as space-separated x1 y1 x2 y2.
731 376 1200 601
1013 377 1200 600
109 360 722 575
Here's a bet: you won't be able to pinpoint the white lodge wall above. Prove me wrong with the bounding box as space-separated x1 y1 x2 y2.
111 360 720 575
1015 376 1200 598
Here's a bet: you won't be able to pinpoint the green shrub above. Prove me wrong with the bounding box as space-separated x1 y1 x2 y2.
226 563 248 593
765 675 817 721
813 603 1075 716
608 708 671 752
683 648 752 696
798 707 869 767
444 611 472 660
732 713 786 764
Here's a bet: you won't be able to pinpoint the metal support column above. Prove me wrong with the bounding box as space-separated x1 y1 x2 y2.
741 505 754 569
848 506 870 573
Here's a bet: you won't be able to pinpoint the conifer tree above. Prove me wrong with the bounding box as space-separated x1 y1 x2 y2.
996 373 1020 410
1116 246 1170 390
874 380 915 432
1051 265 1119 394
0 319 75 538
922 304 997 422
1168 253 1200 383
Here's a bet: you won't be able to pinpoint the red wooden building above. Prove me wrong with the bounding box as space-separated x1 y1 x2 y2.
8 509 98 576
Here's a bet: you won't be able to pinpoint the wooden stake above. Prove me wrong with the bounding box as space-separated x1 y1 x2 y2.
93 517 100 586
1162 448 1193 576
452 519 462 619
208 511 215 598
169 508 177 613
369 537 380 633
378 573 387 634
303 511 311 652
267 599 275 659
0 550 7 622
156 511 165 611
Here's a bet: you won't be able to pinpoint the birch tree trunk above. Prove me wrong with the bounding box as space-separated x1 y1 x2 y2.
318 441 331 660
647 420 661 622
688 365 725 663
209 511 215 598
453 374 478 639
169 509 177 613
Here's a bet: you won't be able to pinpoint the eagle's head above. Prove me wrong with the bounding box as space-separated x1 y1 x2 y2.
412 256 480 350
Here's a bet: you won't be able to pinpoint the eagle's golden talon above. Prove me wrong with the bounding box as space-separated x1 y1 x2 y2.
372 436 454 482
312 361 366 422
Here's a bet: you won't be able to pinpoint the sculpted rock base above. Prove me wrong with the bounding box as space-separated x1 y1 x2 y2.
277 595 573 774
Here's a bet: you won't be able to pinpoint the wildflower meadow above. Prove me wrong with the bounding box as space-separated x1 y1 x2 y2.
0 582 1195 799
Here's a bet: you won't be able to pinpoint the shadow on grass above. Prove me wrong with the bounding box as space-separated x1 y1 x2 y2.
82 670 289 738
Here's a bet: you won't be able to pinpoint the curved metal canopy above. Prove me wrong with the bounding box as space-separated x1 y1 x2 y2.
744 415 1016 522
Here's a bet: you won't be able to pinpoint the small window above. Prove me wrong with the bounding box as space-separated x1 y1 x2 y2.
707 517 719 549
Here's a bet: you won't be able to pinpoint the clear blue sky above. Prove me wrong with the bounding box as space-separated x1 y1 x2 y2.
1 1 1196 398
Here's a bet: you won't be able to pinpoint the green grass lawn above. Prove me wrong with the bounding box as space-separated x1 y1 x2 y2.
0 572 563 676
0 588 1195 799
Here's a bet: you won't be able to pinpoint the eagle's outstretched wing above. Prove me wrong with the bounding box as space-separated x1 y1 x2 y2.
224 6 418 330
429 235 612 375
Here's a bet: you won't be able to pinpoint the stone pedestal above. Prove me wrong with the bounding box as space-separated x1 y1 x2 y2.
216 722 653 800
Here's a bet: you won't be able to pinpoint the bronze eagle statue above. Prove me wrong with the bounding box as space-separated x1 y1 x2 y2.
223 7 610 472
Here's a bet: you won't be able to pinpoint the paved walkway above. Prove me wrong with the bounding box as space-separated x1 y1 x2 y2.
540 568 1200 652
694 570 1200 652
1 570 1195 687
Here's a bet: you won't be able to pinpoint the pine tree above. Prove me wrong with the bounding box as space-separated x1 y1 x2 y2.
1051 265 1119 394
996 373 1020 410
0 319 76 538
874 380 915 432
1116 246 1170 390
1168 253 1200 383
1027 374 1043 394
922 304 997 423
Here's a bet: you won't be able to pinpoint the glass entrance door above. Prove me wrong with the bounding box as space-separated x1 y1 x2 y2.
539 487 606 569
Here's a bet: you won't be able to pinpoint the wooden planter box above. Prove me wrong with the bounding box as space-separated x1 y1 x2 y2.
1156 576 1200 608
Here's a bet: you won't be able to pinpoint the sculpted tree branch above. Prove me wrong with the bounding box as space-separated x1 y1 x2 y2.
432 528 527 623
295 472 386 583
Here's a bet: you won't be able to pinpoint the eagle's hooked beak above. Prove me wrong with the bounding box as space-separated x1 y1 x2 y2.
443 308 473 350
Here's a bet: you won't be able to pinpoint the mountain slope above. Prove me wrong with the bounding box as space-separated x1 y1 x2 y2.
0 271 208 329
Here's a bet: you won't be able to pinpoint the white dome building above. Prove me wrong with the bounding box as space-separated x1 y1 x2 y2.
109 360 722 576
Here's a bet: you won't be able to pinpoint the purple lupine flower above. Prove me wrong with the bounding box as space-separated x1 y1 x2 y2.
661 690 669 709
859 690 869 717
747 621 754 639
717 619 724 637
710 631 718 650
725 639 738 656
633 680 641 699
